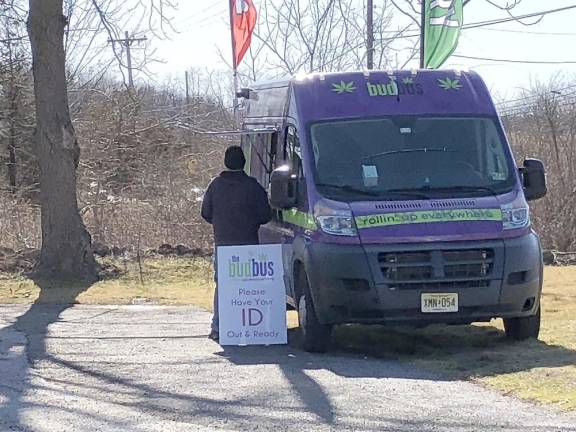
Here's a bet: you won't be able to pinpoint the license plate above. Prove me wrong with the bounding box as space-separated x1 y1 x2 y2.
421 293 458 313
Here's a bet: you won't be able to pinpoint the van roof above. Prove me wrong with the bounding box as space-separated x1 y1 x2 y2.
244 70 498 123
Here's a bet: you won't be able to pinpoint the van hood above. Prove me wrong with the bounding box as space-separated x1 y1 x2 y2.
348 192 518 244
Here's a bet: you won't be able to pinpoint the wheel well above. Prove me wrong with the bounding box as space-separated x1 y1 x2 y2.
293 260 305 302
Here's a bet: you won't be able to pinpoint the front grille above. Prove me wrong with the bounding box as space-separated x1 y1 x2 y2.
378 249 494 290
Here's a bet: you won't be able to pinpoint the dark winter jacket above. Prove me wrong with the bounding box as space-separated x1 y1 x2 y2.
201 171 272 246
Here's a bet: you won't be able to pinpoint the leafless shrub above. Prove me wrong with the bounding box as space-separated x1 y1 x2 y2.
0 193 40 250
501 76 576 250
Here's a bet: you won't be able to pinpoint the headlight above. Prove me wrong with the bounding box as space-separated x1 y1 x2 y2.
502 207 530 230
316 215 357 236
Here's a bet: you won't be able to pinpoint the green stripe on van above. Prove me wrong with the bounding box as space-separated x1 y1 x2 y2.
282 209 317 230
356 208 502 229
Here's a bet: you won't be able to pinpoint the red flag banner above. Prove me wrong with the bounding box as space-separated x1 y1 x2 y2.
231 0 257 68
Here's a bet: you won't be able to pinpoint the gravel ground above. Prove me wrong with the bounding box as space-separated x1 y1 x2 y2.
0 304 575 432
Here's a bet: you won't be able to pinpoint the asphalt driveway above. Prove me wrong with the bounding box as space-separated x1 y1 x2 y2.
0 304 575 432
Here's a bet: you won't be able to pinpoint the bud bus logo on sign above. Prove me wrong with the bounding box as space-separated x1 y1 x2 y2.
228 255 275 279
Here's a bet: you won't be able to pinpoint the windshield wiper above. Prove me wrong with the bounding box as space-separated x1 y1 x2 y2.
362 148 455 161
317 183 430 200
401 185 498 196
381 188 431 200
316 183 381 197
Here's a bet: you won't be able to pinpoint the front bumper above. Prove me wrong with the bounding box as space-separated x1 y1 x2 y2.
305 232 543 325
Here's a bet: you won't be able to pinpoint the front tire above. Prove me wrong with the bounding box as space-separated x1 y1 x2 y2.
503 307 541 340
297 270 332 353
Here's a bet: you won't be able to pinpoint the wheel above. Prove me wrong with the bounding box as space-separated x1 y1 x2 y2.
503 307 541 341
297 269 332 353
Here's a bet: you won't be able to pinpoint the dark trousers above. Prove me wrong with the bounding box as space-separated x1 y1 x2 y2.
211 250 218 332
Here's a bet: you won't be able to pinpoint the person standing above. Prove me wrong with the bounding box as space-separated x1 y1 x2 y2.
201 145 272 341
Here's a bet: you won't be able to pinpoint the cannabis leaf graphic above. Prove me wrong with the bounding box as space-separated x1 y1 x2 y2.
402 77 414 85
332 81 356 94
438 78 463 91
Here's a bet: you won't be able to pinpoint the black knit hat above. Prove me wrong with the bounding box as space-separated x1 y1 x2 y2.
224 145 246 170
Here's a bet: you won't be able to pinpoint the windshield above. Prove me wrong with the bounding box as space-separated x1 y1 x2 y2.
310 117 516 201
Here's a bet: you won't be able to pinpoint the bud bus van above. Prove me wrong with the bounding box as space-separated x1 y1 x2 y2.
237 70 547 353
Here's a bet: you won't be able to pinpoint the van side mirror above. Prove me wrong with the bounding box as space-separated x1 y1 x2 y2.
270 166 298 209
521 158 547 201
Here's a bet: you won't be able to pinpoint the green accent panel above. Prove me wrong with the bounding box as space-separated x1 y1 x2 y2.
356 208 503 230
424 0 463 69
282 209 317 230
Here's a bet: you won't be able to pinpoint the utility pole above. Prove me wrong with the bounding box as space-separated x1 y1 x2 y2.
420 1 426 68
366 0 374 70
108 31 147 88
185 70 190 105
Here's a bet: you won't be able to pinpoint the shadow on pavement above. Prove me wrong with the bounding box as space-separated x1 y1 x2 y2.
329 322 576 380
0 277 93 431
1 301 575 431
216 328 443 425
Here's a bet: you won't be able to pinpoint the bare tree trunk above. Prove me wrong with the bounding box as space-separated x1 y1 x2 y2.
4 19 18 194
7 99 17 193
27 0 97 281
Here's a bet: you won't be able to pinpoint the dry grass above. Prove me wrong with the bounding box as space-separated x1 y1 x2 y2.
332 266 576 411
0 257 214 309
0 261 574 411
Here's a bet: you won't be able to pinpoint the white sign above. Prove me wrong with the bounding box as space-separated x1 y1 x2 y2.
217 244 287 346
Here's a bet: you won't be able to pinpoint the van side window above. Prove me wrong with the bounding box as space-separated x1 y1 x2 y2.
242 132 278 186
240 134 252 175
285 125 303 177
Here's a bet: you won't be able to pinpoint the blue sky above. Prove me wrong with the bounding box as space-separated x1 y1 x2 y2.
148 0 576 99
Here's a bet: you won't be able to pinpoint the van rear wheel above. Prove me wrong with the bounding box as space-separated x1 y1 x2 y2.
297 270 332 353
503 307 540 340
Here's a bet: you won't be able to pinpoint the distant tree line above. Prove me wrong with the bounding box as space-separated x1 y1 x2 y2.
500 76 576 251
0 0 573 283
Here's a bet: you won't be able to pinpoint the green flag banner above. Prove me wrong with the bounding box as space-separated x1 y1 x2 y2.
424 0 463 69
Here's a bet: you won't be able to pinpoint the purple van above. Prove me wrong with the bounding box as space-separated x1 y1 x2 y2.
238 70 547 352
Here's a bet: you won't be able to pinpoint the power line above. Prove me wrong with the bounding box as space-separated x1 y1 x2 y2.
320 4 576 74
501 101 576 116
453 54 576 64
376 4 576 42
195 2 222 17
470 27 576 36
181 5 228 27
196 12 228 29
497 87 576 118
108 31 148 88
463 4 576 29
499 94 576 115
500 100 576 117
496 85 576 106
